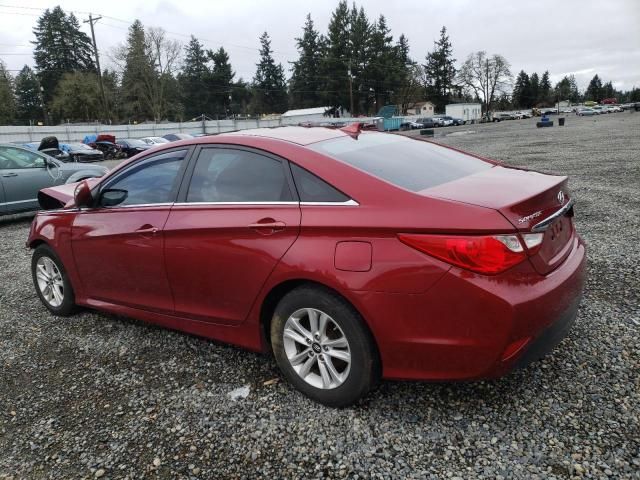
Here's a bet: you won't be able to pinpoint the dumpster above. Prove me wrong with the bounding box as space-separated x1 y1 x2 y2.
559 117 565 126
382 118 402 131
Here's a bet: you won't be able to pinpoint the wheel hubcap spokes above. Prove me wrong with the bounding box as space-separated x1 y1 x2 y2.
283 308 351 390
36 257 64 307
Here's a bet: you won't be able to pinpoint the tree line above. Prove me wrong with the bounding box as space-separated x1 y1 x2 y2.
0 2 639 126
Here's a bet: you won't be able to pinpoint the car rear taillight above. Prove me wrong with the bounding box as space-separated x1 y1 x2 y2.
398 233 529 275
521 233 544 254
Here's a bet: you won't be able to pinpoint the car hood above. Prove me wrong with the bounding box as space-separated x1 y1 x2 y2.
59 161 107 173
38 177 102 209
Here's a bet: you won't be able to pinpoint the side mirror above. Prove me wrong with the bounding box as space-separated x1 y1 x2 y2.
99 188 128 207
74 180 93 208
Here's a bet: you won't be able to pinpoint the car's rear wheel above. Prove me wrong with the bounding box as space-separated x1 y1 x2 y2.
270 286 379 407
32 245 77 316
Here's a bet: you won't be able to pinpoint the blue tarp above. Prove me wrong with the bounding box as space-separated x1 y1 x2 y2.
83 134 97 145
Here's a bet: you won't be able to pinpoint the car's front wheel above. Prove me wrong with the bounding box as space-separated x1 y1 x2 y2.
32 245 77 316
270 286 379 407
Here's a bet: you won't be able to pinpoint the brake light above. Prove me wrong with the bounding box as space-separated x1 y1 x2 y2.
398 233 528 275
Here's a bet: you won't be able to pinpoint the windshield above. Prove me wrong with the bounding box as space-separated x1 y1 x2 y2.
309 133 492 192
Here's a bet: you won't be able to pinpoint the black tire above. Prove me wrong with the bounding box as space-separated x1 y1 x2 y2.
270 285 379 407
31 244 77 316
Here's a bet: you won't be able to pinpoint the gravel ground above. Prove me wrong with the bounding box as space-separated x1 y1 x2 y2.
1 113 639 479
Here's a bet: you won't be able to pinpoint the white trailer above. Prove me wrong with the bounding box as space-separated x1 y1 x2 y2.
445 103 482 123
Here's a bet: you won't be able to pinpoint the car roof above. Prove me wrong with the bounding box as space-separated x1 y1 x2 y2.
225 126 350 146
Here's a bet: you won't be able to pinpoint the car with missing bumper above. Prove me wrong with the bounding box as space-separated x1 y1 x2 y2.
0 144 107 215
27 125 586 407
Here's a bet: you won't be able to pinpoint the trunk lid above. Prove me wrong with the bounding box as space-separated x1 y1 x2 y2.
424 166 575 275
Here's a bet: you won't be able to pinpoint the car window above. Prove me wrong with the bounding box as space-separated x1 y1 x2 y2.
0 147 46 169
309 133 492 192
186 148 293 203
103 150 187 206
290 163 349 203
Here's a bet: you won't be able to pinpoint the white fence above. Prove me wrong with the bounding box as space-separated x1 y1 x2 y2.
0 117 380 143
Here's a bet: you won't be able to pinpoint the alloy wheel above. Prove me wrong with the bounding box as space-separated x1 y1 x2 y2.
282 308 351 390
35 256 64 308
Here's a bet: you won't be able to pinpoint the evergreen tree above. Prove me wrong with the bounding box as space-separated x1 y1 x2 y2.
102 69 120 122
252 32 287 114
49 71 101 122
209 47 235 117
512 70 531 108
120 20 154 120
321 1 351 112
0 61 16 124
602 81 615 99
585 74 603 102
364 15 394 113
529 72 540 106
32 6 95 106
289 14 323 109
392 34 423 114
539 71 552 106
554 76 572 103
179 36 211 119
566 75 580 103
423 26 456 112
14 65 42 124
348 5 371 115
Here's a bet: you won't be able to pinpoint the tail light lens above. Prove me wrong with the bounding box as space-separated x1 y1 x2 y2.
521 233 544 254
398 233 529 275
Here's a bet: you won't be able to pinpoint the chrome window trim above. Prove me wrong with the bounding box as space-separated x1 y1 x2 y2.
531 199 575 232
173 201 299 206
301 200 359 206
171 199 359 207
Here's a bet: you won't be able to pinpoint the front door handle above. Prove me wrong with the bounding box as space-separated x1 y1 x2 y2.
136 224 159 235
1 172 18 177
248 218 286 235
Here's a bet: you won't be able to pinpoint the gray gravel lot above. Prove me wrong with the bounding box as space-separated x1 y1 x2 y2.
1 113 639 479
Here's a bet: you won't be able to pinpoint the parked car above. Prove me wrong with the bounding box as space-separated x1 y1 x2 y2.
0 144 107 215
60 143 105 163
28 126 586 407
116 138 153 158
163 133 194 142
442 116 464 126
416 117 437 128
492 113 513 122
577 108 598 116
400 120 425 130
591 106 606 114
25 137 71 162
140 137 171 146
83 134 126 160
514 111 532 119
431 116 452 126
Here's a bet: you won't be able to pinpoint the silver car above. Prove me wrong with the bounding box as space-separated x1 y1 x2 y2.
0 144 108 215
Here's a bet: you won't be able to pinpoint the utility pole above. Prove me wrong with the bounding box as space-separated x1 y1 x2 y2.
84 14 109 121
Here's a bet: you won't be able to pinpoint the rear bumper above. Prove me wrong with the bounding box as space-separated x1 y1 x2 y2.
512 293 580 370
351 235 587 381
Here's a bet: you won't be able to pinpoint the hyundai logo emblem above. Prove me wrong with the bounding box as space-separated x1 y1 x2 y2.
557 191 565 204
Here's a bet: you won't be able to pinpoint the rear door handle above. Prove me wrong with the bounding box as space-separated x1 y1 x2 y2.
136 224 159 235
248 218 286 235
1 173 18 177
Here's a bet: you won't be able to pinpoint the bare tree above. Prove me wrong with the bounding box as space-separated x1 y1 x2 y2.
111 24 182 122
457 51 512 115
394 64 426 115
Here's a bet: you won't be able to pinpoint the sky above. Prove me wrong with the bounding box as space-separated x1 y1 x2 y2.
1 0 639 92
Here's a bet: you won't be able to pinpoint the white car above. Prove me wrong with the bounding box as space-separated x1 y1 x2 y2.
432 116 453 127
140 136 170 145
514 111 532 119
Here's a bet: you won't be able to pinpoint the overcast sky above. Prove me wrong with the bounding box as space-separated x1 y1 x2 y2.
1 0 639 92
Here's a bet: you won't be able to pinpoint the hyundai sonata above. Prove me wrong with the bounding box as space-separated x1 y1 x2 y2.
27 125 586 407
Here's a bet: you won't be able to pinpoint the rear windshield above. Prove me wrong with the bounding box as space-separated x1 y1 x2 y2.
309 133 492 192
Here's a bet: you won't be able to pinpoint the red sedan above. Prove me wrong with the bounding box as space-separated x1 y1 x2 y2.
28 126 586 407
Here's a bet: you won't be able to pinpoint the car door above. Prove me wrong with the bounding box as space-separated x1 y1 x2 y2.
71 148 190 312
163 146 301 325
0 146 57 213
